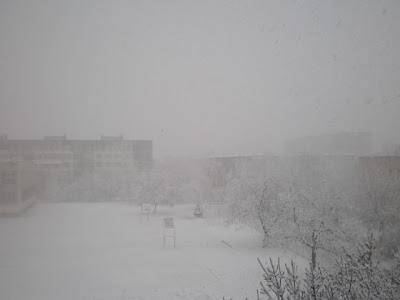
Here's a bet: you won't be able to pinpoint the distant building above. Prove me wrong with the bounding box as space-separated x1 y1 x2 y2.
356 155 400 214
0 135 153 187
285 132 372 156
358 155 400 178
357 155 400 254
0 161 42 215
393 145 400 156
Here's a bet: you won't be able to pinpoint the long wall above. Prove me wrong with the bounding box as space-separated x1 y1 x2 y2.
0 135 152 185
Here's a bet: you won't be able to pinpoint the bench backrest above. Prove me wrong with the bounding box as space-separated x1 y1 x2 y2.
163 217 174 228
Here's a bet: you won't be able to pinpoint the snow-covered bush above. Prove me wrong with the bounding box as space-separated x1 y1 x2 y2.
226 156 362 264
255 236 400 300
226 157 294 248
358 168 400 257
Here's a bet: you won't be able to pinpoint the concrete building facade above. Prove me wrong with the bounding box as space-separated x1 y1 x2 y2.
0 135 152 185
0 161 42 214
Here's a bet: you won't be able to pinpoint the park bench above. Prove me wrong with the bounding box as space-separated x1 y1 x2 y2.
162 217 176 248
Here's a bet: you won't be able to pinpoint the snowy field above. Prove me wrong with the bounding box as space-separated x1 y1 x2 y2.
0 203 303 300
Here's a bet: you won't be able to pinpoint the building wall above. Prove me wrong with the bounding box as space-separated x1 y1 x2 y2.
0 136 153 201
0 162 18 205
0 136 152 179
0 161 41 214
358 156 400 178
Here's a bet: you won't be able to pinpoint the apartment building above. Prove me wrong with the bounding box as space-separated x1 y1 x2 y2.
0 135 152 184
0 160 42 214
358 155 400 178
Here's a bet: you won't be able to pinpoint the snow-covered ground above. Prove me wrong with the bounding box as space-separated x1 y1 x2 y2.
0 203 303 300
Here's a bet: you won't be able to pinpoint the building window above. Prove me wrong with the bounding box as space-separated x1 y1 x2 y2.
1 172 16 184
0 191 16 204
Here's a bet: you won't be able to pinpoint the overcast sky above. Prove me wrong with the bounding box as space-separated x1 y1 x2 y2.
1 0 399 158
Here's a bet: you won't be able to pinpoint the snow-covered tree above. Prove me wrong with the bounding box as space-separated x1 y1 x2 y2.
255 240 400 300
200 157 238 204
229 175 292 248
288 171 368 270
226 157 294 248
358 167 400 256
227 155 362 261
135 158 200 211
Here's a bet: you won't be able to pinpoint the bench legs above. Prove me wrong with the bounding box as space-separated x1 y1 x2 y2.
163 228 176 248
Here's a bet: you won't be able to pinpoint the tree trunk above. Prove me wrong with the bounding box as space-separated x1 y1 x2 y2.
311 246 317 270
262 232 269 248
311 231 317 270
258 206 269 248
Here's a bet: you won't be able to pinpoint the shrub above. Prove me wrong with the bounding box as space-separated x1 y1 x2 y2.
254 236 400 300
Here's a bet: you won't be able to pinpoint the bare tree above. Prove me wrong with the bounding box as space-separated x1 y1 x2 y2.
227 158 292 248
289 178 362 270
358 168 400 255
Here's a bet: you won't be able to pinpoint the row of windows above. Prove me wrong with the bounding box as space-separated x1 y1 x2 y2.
39 163 72 169
94 162 135 168
30 143 147 152
94 153 133 160
35 153 73 160
34 145 71 151
56 172 72 184
101 146 132 151
1 172 16 184
0 191 16 204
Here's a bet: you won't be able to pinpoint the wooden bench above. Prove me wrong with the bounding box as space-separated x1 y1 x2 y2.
162 217 176 248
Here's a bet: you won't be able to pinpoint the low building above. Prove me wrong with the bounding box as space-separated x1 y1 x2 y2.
358 156 400 176
0 135 153 201
0 135 152 180
0 161 42 215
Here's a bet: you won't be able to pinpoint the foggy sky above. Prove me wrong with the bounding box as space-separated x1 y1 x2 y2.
1 0 400 158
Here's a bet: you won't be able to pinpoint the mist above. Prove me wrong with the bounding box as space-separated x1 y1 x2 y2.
1 0 400 158
1 1 400 299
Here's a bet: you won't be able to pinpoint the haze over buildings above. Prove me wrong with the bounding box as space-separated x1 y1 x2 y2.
1 0 400 158
285 132 373 156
